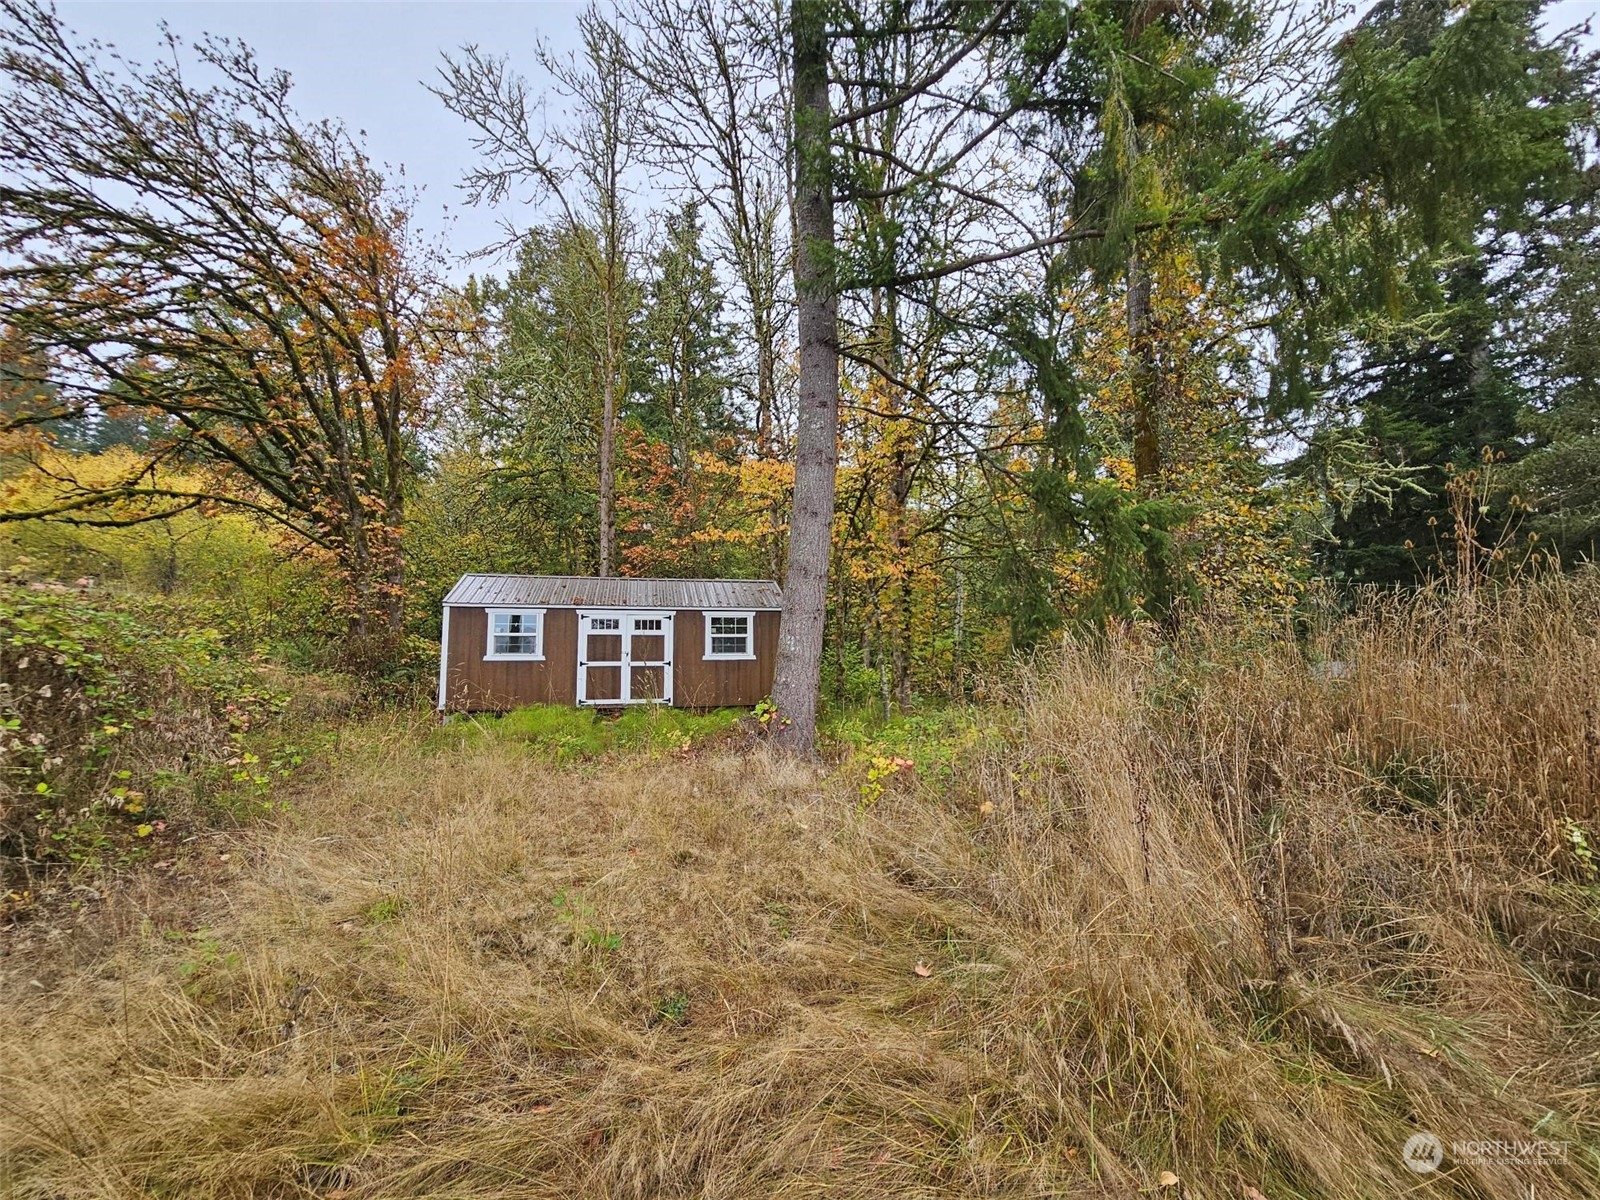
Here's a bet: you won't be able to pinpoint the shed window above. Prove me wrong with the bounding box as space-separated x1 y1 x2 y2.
704 611 755 660
485 609 545 660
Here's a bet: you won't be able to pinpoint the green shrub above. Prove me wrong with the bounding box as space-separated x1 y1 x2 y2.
1 578 286 876
825 703 996 782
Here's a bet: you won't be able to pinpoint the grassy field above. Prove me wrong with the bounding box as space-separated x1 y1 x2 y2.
4 578 1600 1198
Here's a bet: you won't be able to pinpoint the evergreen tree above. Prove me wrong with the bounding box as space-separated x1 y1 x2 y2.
1290 0 1595 583
453 224 641 575
982 0 1283 633
1325 265 1525 584
1506 174 1600 565
632 204 739 462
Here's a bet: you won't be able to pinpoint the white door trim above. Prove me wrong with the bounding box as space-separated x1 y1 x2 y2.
575 609 674 706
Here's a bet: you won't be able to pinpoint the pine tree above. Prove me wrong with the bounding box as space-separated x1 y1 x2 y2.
1298 0 1596 583
1506 176 1600 565
455 224 641 576
1325 265 1525 584
632 204 739 463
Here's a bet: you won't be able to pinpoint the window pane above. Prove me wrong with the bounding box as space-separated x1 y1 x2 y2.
493 634 538 655
707 613 750 656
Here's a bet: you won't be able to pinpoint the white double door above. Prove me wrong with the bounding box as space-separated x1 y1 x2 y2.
576 610 674 705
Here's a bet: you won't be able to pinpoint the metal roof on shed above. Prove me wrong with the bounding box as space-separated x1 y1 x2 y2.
443 574 783 610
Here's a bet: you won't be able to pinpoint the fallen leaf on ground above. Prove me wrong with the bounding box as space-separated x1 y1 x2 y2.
528 1102 555 1114
1158 1170 1180 1187
913 961 932 977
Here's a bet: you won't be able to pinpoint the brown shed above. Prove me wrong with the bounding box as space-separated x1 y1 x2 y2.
437 574 783 712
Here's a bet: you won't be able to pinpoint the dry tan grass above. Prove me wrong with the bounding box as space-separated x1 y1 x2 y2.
4 576 1600 1198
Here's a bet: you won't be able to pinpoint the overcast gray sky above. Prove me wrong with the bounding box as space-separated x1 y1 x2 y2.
53 1 1600 276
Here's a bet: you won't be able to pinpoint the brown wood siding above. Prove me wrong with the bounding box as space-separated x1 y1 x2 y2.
444 606 776 712
444 607 579 710
672 610 777 708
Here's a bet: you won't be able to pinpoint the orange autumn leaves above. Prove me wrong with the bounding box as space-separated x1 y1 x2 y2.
616 428 791 578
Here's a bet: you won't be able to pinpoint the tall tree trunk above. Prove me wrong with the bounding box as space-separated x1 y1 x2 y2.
597 61 628 581
771 0 838 754
1128 245 1159 484
878 626 892 722
598 208 623 578
755 324 777 457
891 544 912 709
1127 242 1175 624
951 565 965 697
599 360 618 577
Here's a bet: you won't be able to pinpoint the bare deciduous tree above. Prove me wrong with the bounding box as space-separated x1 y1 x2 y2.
613 0 792 460
436 6 641 576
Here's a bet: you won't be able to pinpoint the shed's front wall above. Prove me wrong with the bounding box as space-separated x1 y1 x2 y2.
444 606 579 710
442 606 777 711
673 609 778 707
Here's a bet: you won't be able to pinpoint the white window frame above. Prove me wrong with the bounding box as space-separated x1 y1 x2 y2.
484 608 546 661
703 610 756 660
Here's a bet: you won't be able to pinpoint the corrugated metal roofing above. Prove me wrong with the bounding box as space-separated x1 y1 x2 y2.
443 574 784 610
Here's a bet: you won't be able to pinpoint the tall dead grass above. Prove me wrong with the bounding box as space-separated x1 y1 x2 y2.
3 575 1599 1198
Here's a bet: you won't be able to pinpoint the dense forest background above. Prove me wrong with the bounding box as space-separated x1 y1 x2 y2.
1 0 1597 717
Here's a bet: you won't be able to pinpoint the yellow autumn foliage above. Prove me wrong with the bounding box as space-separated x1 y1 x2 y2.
1059 240 1313 619
0 447 338 647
